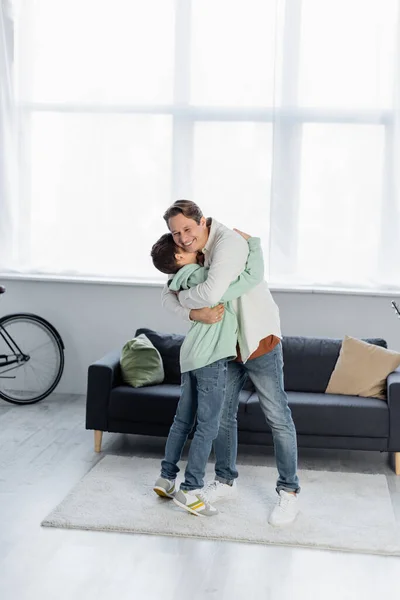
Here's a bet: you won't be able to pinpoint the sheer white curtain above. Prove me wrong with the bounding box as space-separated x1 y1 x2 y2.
0 0 399 291
269 0 400 290
0 0 17 269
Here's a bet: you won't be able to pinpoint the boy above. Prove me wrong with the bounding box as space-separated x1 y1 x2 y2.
150 229 264 516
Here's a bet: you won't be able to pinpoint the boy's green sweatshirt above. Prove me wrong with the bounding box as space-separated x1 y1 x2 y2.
168 237 264 373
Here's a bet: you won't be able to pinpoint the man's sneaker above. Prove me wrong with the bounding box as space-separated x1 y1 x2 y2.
153 477 176 499
202 480 238 504
268 490 299 527
173 489 218 517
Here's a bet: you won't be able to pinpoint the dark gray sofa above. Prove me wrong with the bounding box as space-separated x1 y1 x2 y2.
85 328 400 474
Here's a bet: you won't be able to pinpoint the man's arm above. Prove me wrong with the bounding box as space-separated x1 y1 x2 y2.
220 237 264 302
161 283 225 324
161 284 191 322
178 231 248 309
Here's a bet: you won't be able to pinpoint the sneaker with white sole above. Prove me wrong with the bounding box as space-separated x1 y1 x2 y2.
268 490 299 527
153 476 176 499
173 489 218 517
202 480 238 504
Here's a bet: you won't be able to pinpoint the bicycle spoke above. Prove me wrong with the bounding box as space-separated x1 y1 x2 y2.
0 363 24 376
23 339 57 355
28 362 46 390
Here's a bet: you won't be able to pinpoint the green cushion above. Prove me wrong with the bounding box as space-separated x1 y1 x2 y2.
120 334 164 388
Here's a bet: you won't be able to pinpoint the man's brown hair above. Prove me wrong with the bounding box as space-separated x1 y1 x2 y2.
150 233 180 275
163 199 203 226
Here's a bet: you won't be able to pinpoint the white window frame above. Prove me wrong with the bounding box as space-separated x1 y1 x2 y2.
8 0 397 291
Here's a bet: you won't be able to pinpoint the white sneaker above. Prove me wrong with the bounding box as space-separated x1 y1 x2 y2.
268 490 299 527
202 480 238 504
173 489 218 517
153 476 176 499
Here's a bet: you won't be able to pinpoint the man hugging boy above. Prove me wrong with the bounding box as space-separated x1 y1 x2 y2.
150 229 264 516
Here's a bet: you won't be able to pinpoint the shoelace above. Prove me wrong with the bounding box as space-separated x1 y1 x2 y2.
199 481 219 503
196 492 213 509
277 493 291 512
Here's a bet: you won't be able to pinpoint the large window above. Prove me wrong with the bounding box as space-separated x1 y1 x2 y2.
3 0 400 289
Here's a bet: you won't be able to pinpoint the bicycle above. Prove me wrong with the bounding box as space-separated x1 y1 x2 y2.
0 285 65 405
393 301 400 321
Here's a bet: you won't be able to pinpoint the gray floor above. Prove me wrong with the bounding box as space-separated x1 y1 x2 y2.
0 394 399 600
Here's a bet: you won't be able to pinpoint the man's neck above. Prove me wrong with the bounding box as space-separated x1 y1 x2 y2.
202 217 212 247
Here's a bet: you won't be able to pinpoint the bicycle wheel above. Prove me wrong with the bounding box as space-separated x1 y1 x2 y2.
0 313 64 405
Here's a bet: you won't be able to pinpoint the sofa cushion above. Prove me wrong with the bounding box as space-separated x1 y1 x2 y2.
281 336 387 394
135 328 184 384
109 383 252 425
109 384 181 425
241 391 389 438
326 335 400 400
120 334 164 388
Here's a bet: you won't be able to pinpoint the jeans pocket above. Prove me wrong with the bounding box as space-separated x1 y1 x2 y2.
195 361 225 394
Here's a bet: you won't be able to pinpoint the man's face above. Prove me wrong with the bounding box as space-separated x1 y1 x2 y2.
168 214 208 254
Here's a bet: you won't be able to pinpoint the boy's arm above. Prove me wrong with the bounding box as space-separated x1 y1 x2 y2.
178 232 248 309
220 237 264 302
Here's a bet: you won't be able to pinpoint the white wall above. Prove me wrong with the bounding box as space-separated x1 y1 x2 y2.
1 278 399 394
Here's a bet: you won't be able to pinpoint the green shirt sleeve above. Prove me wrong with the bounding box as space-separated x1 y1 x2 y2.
220 237 264 302
186 267 208 287
168 264 208 291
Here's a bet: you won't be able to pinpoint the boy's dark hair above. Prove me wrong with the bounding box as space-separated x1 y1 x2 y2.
151 233 180 275
163 199 203 226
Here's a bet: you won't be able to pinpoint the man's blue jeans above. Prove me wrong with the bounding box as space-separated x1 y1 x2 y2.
214 343 300 494
161 359 228 491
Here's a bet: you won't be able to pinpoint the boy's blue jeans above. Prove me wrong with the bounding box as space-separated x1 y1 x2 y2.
214 342 300 494
161 359 228 491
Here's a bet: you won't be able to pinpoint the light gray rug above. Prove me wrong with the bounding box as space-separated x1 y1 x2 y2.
41 455 400 556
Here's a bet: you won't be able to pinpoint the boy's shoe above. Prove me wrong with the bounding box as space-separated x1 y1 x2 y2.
202 479 238 504
268 490 299 527
173 489 218 517
153 477 176 499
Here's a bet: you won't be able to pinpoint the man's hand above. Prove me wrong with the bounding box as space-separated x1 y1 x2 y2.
233 228 251 241
189 304 225 324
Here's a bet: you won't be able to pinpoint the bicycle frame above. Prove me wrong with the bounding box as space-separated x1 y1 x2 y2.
0 321 28 377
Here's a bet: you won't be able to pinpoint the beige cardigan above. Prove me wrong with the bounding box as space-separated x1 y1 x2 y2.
161 219 281 363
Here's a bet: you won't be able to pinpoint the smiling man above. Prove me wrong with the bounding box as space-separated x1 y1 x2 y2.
161 199 300 527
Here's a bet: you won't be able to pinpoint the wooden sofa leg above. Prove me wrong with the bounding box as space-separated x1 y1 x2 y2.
94 430 103 453
394 452 400 476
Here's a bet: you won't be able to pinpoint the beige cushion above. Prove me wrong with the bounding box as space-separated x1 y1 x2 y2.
326 336 400 400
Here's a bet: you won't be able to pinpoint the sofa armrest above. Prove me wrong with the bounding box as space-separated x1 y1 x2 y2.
85 350 122 431
387 368 400 451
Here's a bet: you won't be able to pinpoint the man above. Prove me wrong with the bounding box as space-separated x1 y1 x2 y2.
161 200 300 526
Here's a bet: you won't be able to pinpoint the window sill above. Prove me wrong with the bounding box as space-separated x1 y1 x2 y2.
0 272 164 288
1 272 399 298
